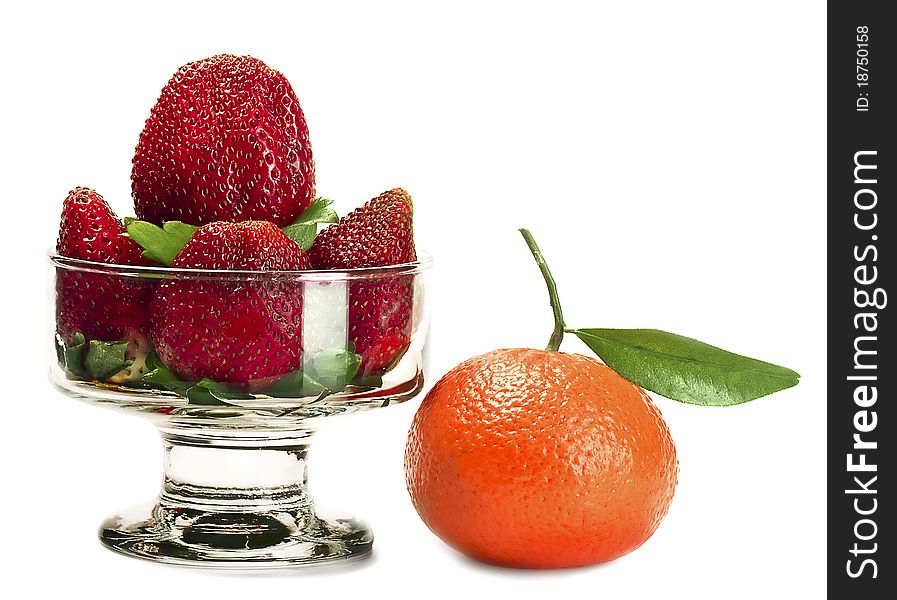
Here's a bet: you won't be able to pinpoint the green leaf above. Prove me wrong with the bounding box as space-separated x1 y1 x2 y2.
194 378 254 400
283 224 317 251
306 349 360 392
184 378 254 405
126 220 200 265
282 197 339 250
63 332 88 378
141 365 191 396
84 339 131 380
261 348 361 398
144 349 165 371
262 370 325 398
295 197 338 225
352 373 383 389
570 328 800 406
185 385 233 406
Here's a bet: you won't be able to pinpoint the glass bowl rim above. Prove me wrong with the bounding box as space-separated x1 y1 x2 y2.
48 249 433 280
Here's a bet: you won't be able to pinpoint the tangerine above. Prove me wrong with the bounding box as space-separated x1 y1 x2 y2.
405 348 678 568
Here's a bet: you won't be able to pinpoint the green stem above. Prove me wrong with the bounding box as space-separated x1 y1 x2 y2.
519 229 566 352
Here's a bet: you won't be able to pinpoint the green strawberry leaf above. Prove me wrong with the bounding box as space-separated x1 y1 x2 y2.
570 328 800 406
144 348 165 371
140 365 192 396
305 349 360 392
282 197 338 250
284 225 317 252
194 378 254 400
84 339 131 380
185 385 233 406
352 373 384 388
126 348 257 404
185 378 254 406
61 332 88 378
261 348 361 398
293 197 338 226
262 370 325 398
126 220 200 265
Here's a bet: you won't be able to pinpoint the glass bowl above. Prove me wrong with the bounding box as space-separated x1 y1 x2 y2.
48 252 432 568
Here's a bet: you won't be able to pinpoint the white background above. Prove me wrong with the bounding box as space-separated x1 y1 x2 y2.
0 1 825 598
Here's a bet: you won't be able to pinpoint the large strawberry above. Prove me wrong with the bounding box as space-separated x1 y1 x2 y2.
308 188 416 375
56 187 152 376
150 221 312 390
132 54 314 228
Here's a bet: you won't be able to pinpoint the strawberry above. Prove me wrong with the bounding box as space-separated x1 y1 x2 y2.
308 188 416 374
132 54 314 228
56 187 152 374
150 220 312 390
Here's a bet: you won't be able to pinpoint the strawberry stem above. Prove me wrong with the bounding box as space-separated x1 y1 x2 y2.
519 229 565 352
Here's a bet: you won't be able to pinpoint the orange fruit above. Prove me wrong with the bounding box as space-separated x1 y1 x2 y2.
405 348 678 568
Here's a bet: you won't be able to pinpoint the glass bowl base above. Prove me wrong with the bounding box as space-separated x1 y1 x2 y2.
99 500 373 568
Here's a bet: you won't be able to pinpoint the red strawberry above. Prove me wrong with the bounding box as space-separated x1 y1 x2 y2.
308 188 416 374
56 187 151 372
309 188 415 269
132 54 314 228
150 221 312 390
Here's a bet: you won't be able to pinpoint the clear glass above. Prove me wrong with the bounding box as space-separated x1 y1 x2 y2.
48 252 432 568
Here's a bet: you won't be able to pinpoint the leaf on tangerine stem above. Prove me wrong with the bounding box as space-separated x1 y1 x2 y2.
571 328 800 406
